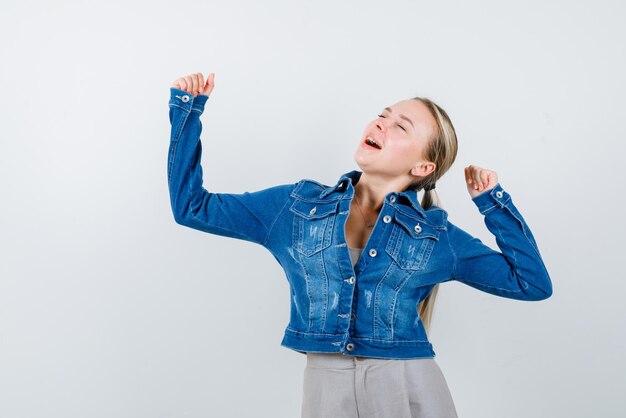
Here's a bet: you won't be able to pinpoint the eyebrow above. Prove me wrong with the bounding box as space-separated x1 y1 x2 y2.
384 107 414 129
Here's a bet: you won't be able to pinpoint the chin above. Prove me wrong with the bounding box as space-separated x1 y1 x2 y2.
353 159 382 177
353 151 370 171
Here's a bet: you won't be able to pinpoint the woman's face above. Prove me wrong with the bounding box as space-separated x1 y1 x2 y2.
354 99 437 182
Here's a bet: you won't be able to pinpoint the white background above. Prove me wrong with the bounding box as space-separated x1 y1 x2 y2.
1 0 624 417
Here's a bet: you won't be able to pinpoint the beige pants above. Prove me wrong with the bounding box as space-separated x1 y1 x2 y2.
301 352 458 418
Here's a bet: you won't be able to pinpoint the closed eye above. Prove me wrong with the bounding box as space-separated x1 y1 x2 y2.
377 114 407 132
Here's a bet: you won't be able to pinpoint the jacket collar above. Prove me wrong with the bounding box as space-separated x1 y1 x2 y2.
321 170 428 218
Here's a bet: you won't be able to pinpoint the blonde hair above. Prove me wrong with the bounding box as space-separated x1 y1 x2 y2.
408 97 458 333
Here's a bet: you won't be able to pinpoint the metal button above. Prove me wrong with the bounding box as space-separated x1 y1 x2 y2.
383 215 391 223
496 190 503 198
181 95 190 103
309 206 317 215
346 343 355 351
414 224 422 234
369 248 377 257
389 195 397 203
347 276 356 284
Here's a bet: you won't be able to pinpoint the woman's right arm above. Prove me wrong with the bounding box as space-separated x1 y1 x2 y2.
167 73 294 247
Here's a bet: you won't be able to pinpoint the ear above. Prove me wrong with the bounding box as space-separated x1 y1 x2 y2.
410 161 436 178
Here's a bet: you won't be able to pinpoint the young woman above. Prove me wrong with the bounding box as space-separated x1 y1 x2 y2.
167 72 553 418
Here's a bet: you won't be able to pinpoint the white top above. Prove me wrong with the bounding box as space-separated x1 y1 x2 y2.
348 247 363 267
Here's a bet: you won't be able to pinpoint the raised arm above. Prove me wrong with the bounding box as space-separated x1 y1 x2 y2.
167 72 293 247
446 165 553 301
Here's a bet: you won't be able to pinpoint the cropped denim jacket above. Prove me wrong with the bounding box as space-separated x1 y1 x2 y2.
167 88 553 359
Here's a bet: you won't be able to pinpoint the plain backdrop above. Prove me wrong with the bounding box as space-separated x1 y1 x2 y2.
1 0 624 417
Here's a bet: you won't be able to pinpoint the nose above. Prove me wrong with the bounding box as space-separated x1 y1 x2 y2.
375 118 387 133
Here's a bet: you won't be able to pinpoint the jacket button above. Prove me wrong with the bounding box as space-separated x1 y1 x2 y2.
347 276 356 284
346 343 355 351
369 248 377 257
389 195 397 203
496 190 504 198
414 224 422 234
181 95 190 103
309 206 317 215
383 215 391 223
350 313 356 320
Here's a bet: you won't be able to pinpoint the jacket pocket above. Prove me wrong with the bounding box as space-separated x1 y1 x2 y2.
385 210 440 270
290 199 339 256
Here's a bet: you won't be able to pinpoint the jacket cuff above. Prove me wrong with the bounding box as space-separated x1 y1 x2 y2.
471 182 511 214
169 87 209 114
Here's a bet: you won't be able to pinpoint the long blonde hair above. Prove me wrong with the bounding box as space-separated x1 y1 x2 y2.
408 97 458 332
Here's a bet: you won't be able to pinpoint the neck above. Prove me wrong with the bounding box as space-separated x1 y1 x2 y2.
354 172 412 211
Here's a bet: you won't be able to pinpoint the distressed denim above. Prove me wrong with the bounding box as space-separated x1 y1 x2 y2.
167 88 553 359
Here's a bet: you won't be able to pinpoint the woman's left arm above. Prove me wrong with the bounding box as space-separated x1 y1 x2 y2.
446 165 553 301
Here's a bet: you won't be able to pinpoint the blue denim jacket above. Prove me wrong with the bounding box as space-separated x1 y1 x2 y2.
167 88 553 359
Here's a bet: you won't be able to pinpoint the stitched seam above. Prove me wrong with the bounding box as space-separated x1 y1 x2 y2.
296 249 314 331
447 227 458 280
372 263 394 338
184 219 252 241
505 205 541 257
389 270 415 339
262 190 294 247
284 327 341 337
350 337 432 343
460 278 523 293
489 208 523 286
171 107 190 142
167 141 179 184
494 219 520 277
168 103 188 112
318 240 330 332
481 204 497 214
502 203 551 291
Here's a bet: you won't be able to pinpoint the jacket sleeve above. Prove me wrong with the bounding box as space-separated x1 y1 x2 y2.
446 183 553 301
167 87 293 246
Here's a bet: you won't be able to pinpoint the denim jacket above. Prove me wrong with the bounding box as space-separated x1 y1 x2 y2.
167 88 553 359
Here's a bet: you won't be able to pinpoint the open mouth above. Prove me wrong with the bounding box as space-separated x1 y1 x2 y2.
364 136 382 150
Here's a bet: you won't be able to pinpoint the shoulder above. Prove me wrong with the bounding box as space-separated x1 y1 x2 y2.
291 177 345 203
292 178 328 196
415 205 449 229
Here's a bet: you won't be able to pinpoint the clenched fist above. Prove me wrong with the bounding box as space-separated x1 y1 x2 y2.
464 165 498 199
172 72 215 97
